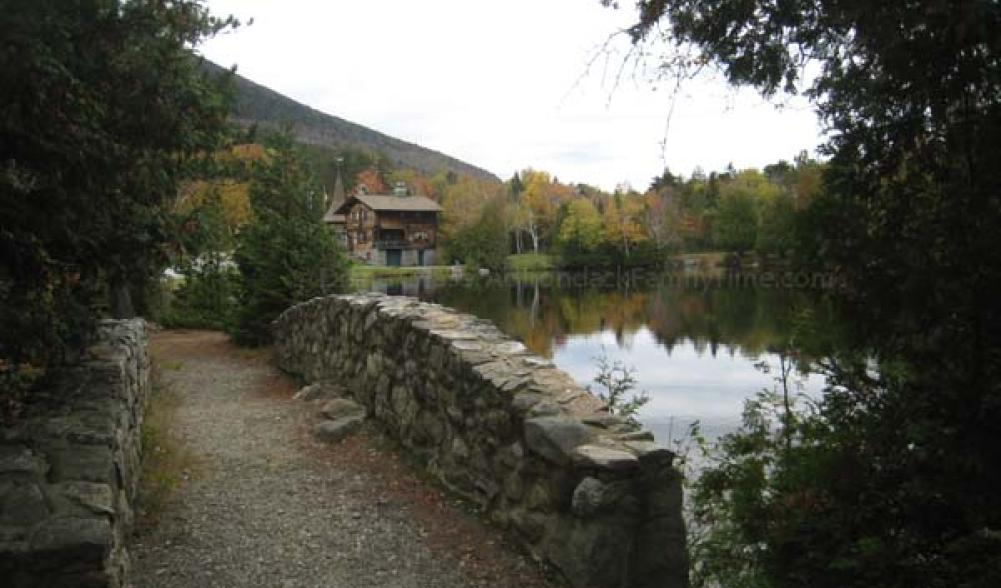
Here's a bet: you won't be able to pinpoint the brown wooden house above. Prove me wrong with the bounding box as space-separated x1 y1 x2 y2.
326 184 442 266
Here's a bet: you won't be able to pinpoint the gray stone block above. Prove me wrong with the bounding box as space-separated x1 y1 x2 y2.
524 417 597 465
312 414 365 443
29 516 111 561
0 446 45 477
47 445 115 485
319 398 365 420
293 381 345 401
571 444 640 472
0 482 49 527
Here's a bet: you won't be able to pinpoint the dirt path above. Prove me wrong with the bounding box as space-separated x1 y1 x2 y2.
130 330 557 588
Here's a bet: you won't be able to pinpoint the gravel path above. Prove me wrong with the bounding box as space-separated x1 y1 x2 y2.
130 330 558 588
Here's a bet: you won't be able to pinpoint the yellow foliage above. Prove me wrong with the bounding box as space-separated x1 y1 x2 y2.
174 142 268 231
724 169 781 203
225 143 267 163
439 176 505 239
559 198 603 251
176 180 252 230
602 194 648 252
520 168 572 216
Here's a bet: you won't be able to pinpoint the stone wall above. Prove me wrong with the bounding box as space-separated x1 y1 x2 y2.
274 294 687 588
0 319 150 588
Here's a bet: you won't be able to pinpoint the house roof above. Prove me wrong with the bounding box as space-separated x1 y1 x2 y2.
335 194 443 214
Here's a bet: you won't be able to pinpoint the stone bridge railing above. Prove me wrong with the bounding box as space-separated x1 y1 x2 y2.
273 293 687 588
0 320 150 588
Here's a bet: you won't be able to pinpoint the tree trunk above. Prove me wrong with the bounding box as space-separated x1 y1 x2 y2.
110 278 135 319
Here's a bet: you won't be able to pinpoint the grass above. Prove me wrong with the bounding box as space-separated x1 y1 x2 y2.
136 367 200 527
348 263 455 280
506 253 556 272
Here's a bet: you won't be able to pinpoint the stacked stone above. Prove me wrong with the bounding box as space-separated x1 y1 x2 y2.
275 294 687 588
0 320 149 588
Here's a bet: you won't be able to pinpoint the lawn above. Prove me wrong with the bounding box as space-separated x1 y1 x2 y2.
506 253 557 272
348 263 455 280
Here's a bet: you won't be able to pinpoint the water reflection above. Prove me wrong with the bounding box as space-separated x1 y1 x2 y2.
352 272 841 441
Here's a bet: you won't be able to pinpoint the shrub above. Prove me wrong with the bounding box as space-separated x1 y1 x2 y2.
589 352 649 430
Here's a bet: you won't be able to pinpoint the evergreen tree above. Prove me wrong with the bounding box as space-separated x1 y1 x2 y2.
232 134 347 346
1 0 235 414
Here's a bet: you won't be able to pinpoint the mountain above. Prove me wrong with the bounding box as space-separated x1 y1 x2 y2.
203 61 499 182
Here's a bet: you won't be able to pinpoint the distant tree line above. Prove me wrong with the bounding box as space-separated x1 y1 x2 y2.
434 155 825 271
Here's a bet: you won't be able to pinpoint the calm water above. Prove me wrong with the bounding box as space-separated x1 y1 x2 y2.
351 270 841 443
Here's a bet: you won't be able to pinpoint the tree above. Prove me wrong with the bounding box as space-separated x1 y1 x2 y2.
439 175 505 256
649 167 679 192
755 192 797 256
508 202 530 254
645 186 683 249
509 171 524 197
354 167 387 194
1 0 235 414
445 196 510 271
602 193 648 257
519 169 556 252
558 198 604 253
232 134 347 345
607 0 1001 585
712 191 757 254
163 187 240 330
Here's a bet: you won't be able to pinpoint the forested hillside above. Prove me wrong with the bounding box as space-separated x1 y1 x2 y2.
202 61 498 182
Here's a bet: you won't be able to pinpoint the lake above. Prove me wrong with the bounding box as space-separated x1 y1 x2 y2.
351 268 841 444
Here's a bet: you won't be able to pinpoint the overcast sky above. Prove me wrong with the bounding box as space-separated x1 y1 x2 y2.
200 0 824 191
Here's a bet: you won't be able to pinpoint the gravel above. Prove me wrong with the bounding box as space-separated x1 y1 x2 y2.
130 330 558 588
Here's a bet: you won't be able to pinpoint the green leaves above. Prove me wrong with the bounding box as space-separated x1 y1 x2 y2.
611 2 1001 583
231 133 347 345
589 352 649 430
1 1 235 410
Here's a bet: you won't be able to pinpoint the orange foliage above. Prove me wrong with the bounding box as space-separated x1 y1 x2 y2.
355 168 387 194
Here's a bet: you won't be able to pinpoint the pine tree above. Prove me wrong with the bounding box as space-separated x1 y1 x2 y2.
232 133 347 345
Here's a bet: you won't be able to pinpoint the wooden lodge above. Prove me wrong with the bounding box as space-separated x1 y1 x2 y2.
324 182 441 266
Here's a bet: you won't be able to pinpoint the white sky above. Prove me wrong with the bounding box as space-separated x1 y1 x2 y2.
200 0 824 191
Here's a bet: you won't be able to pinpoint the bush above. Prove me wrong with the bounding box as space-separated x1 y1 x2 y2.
589 352 649 430
156 262 240 331
559 240 666 269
